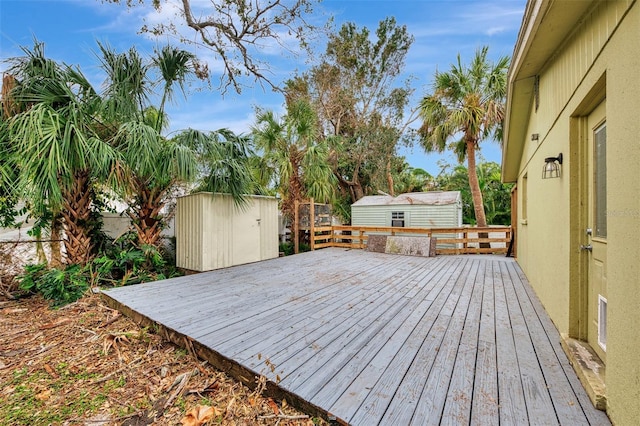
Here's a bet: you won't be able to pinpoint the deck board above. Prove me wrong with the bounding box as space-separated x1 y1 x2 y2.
510 262 611 426
410 258 479 425
470 261 500 425
101 248 609 425
500 261 559 424
440 258 484 425
494 259 530 425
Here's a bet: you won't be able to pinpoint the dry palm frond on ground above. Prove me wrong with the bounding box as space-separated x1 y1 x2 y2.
0 294 325 425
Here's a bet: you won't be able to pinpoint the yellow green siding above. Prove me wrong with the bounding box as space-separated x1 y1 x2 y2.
504 1 640 424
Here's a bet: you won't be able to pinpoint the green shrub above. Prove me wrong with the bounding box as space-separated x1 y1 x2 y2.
278 242 310 256
89 232 181 287
279 242 294 256
18 232 182 306
19 263 89 307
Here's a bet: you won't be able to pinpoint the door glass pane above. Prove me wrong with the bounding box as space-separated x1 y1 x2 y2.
594 123 607 238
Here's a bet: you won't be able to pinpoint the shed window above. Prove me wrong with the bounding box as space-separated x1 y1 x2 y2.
391 212 405 227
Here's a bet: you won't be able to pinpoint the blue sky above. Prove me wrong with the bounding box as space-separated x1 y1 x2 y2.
0 0 526 176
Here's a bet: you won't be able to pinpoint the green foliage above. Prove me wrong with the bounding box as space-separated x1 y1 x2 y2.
189 128 258 206
5 39 120 265
89 232 181 287
330 192 354 224
0 120 21 228
288 17 415 202
279 242 295 256
394 164 434 195
19 263 89 307
100 43 257 246
17 232 182 306
278 242 310 256
418 46 509 227
436 161 513 225
253 98 336 221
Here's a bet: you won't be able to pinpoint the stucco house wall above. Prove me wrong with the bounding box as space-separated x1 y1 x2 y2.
502 1 640 423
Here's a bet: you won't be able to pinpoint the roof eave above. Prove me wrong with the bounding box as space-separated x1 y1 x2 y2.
502 0 596 183
502 0 548 182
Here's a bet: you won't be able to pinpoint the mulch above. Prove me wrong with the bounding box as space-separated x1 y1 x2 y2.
0 294 325 426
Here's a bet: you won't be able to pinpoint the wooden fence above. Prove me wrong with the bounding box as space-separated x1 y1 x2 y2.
310 225 513 255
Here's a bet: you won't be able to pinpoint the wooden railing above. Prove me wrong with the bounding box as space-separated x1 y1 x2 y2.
311 225 513 255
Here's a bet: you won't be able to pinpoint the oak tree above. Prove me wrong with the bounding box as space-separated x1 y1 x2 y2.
103 0 322 93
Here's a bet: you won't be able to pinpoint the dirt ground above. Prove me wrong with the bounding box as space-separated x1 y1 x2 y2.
0 294 325 426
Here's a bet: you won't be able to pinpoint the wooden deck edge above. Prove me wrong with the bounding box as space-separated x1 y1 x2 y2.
99 291 345 425
560 334 607 411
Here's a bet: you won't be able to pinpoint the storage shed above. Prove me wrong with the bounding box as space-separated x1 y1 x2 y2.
351 191 462 228
176 193 279 272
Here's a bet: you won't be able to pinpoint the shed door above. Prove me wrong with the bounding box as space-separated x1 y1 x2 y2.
584 101 608 363
232 202 262 266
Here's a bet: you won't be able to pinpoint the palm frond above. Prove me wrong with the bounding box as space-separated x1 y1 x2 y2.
153 46 195 108
97 41 149 122
114 121 162 179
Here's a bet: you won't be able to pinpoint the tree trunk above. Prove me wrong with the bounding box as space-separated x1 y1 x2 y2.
352 181 365 201
49 214 63 268
466 140 490 248
60 170 94 265
386 158 395 196
283 154 304 250
33 229 47 265
130 185 166 248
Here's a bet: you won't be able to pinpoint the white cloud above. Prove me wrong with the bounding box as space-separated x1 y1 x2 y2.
408 1 524 38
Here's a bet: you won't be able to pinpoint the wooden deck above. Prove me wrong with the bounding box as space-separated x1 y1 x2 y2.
101 248 610 425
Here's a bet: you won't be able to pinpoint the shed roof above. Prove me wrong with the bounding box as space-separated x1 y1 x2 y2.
352 191 461 207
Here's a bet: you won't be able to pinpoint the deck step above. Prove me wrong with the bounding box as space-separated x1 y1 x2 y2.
561 335 607 410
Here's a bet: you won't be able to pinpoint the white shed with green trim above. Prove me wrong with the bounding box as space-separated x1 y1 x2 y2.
351 191 462 228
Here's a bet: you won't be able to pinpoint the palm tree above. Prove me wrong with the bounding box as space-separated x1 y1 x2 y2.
101 44 255 248
253 99 335 241
6 41 120 265
436 161 513 226
0 76 21 229
189 128 257 201
418 46 509 230
0 121 19 230
394 163 434 194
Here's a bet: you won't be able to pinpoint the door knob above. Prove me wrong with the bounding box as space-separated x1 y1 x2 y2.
580 244 593 252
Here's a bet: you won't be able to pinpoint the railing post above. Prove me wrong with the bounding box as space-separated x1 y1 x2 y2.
310 198 315 251
294 200 299 254
463 228 468 254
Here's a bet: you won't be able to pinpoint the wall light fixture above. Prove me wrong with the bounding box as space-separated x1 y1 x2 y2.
542 153 563 179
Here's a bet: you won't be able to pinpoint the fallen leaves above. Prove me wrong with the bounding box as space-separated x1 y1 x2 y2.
39 317 71 330
266 398 279 416
102 331 140 361
181 405 220 426
0 295 324 425
43 363 58 378
35 388 52 401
